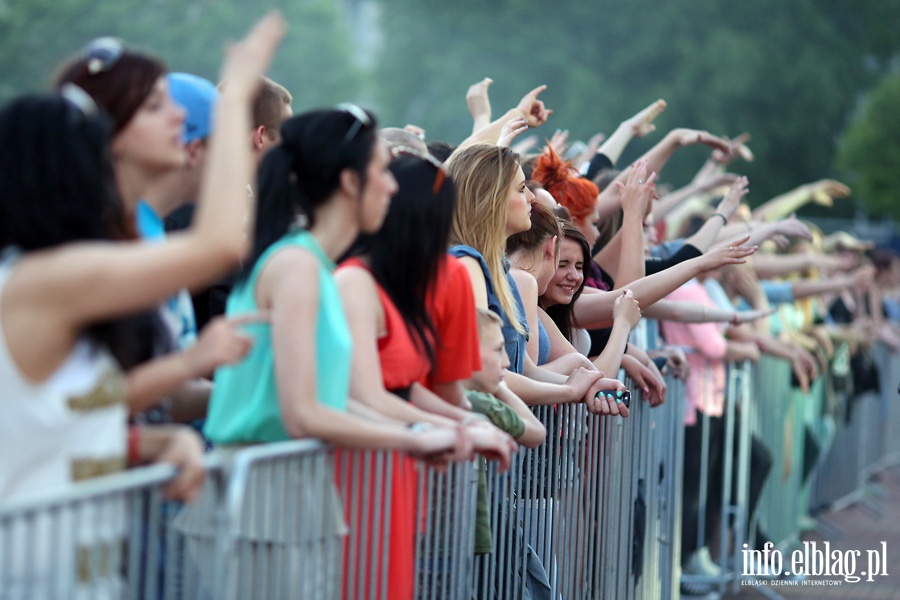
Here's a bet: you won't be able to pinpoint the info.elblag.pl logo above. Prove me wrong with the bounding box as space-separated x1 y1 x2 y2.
742 541 889 583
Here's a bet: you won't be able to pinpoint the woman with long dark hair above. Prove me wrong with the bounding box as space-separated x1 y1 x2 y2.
0 16 283 597
55 32 272 422
0 13 282 504
336 148 513 600
204 110 458 452
194 107 461 599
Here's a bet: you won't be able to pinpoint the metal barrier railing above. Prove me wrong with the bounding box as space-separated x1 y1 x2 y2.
0 458 227 600
414 459 478 599
5 343 900 599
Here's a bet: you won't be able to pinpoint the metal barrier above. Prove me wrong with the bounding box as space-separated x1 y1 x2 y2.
0 460 227 600
414 460 478 599
0 399 689 600
467 374 687 600
8 345 900 599
676 360 754 597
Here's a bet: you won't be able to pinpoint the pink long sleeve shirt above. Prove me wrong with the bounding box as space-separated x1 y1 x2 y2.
659 280 727 426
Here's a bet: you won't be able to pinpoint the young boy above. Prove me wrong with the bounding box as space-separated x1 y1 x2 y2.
466 309 546 555
466 309 546 447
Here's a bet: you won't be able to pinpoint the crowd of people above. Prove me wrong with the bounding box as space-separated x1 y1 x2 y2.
1 11 898 598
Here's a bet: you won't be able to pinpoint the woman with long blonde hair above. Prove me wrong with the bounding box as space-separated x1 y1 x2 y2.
446 143 618 411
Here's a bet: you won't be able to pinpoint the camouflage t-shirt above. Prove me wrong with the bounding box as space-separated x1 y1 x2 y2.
467 390 525 554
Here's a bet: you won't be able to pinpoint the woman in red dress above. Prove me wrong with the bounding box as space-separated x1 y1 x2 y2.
336 148 514 599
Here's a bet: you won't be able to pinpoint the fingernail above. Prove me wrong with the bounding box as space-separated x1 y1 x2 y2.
616 390 623 398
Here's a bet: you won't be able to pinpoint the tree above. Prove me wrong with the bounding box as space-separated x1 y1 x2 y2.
372 0 900 207
0 0 362 111
837 74 900 218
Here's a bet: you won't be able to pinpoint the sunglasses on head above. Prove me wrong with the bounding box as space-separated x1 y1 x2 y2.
335 102 372 146
60 83 99 118
390 145 447 196
82 37 125 75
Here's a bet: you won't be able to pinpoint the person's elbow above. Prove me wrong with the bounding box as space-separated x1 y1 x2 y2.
517 421 547 448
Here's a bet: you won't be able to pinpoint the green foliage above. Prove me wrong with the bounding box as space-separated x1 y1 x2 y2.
837 74 900 217
0 0 361 111
373 0 900 207
1 0 898 213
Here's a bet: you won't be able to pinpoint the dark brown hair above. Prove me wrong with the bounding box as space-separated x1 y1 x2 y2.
55 51 165 135
506 202 560 255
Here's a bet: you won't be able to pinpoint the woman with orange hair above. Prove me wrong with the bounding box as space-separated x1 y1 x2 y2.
532 147 654 289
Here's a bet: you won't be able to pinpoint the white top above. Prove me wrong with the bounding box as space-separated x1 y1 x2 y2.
573 326 592 356
0 249 127 504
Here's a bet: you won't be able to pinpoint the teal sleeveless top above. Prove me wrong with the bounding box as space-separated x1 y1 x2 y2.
205 229 352 444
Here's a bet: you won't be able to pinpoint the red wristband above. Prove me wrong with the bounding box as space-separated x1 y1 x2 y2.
128 426 141 466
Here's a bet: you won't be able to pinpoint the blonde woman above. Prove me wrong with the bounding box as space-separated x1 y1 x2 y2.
446 144 618 411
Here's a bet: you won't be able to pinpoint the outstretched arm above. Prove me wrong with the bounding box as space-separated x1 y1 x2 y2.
752 179 850 223
596 99 667 165
457 84 552 149
574 240 757 328
466 77 494 134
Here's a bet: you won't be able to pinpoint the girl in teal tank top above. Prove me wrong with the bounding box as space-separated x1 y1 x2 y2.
203 106 458 456
205 228 352 443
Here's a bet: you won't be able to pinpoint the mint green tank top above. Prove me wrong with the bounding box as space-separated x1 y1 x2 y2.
204 229 352 444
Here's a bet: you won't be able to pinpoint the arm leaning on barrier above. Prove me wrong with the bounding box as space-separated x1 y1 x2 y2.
727 324 814 393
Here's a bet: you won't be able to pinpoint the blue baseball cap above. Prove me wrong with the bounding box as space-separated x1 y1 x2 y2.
167 72 218 144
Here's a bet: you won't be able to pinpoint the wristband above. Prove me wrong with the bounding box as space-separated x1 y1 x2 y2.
711 212 728 225
128 426 141 466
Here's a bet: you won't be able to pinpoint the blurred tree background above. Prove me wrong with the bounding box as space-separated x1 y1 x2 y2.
0 0 898 216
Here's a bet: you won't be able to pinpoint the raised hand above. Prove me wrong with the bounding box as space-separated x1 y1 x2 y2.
715 175 749 221
712 132 754 165
403 124 426 140
776 214 813 242
613 289 642 329
547 129 570 156
626 99 667 137
669 128 731 154
704 235 758 270
615 159 657 220
807 179 851 206
498 115 529 148
466 77 494 128
219 11 286 97
516 84 552 128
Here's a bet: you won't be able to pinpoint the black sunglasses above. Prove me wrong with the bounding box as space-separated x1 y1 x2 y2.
82 37 125 75
336 102 372 145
